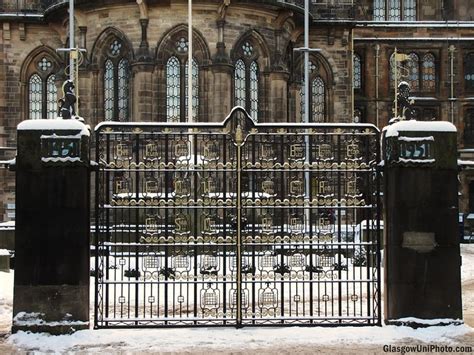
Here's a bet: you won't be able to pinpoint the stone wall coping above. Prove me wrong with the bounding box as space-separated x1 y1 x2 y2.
17 119 90 137
385 120 457 138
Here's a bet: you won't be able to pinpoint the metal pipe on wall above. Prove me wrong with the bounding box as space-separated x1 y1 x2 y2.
188 0 193 123
375 43 380 127
449 44 455 124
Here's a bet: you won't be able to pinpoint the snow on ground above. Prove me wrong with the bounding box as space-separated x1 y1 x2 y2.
0 245 473 353
5 324 474 353
0 271 13 334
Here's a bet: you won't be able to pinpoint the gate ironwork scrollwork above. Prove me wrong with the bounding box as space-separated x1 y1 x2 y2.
94 107 382 328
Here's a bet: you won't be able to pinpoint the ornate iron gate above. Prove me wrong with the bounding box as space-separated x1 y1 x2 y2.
94 108 381 328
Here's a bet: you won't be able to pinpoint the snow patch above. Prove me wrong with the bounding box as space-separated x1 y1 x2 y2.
18 119 90 136
398 136 434 142
41 157 83 163
397 158 435 164
391 317 463 325
12 312 88 327
6 324 473 353
385 121 457 138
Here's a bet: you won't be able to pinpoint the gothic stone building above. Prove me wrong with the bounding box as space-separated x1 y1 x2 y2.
1 0 474 221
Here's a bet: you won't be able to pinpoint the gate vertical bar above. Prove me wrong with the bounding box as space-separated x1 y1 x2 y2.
235 125 243 327
376 130 382 325
94 130 100 328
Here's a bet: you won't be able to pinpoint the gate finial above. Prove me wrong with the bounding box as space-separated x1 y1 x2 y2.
235 124 243 145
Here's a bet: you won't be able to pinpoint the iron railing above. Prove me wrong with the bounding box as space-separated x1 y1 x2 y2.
94 107 382 328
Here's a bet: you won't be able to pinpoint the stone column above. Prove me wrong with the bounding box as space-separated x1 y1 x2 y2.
383 120 463 326
209 64 233 122
268 71 289 122
132 62 155 122
12 119 91 334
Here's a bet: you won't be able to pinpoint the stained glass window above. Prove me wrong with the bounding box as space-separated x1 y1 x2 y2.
28 56 58 120
46 75 57 119
250 61 259 120
374 1 416 21
176 37 189 53
104 59 114 121
29 74 42 120
234 39 261 121
243 42 253 57
234 59 246 109
312 76 325 123
300 76 327 123
406 52 419 91
185 58 199 121
167 56 181 122
373 0 386 21
465 53 474 91
422 53 435 92
109 40 122 56
38 57 52 72
388 0 401 21
103 39 130 122
403 0 416 21
353 54 361 90
118 58 129 121
164 38 200 123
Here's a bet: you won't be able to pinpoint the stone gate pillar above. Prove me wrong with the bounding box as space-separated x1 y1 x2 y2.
12 119 90 334
383 120 463 325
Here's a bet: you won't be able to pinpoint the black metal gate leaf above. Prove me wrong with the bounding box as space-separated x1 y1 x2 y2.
94 107 381 328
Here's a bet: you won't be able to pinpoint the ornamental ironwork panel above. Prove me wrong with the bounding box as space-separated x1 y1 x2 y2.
94 107 382 328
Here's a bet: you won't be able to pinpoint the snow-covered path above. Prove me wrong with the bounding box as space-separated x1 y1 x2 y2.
0 245 473 354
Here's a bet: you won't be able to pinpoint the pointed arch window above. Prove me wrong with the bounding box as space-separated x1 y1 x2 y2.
165 54 199 123
233 41 259 121
103 39 130 121
299 61 327 123
374 0 416 21
300 74 327 122
27 56 58 120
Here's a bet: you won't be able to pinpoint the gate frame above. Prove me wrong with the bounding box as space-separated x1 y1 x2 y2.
94 107 382 328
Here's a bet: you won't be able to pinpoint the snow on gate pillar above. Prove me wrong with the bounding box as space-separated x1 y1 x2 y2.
12 119 90 334
383 120 463 325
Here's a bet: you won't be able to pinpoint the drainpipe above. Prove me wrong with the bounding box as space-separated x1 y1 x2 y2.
351 0 354 122
351 26 354 122
375 43 380 127
449 44 455 124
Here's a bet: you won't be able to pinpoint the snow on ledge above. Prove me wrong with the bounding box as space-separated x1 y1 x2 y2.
385 120 457 138
390 317 463 325
13 312 88 327
41 157 83 163
0 249 10 256
17 119 90 136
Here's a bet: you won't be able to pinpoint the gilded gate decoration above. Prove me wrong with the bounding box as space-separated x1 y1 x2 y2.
94 107 382 328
